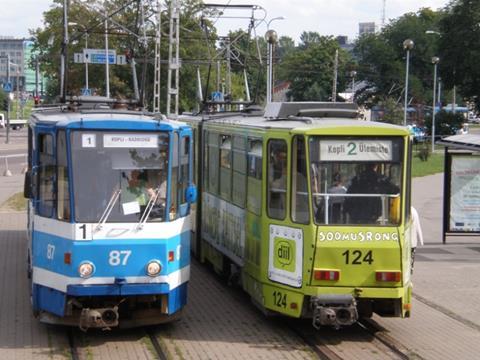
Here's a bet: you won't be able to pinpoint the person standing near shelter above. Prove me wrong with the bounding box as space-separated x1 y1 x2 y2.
411 206 424 272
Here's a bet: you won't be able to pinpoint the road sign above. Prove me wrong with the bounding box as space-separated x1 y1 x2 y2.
211 91 223 101
74 53 84 63
116 55 127 65
83 49 116 64
81 88 91 96
2 83 12 92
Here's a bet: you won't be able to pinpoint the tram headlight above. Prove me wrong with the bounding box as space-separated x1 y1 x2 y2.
78 262 95 278
146 260 162 277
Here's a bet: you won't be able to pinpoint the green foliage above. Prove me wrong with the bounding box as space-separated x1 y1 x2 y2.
375 96 404 125
277 34 352 101
0 89 7 111
424 110 465 136
353 8 444 107
438 0 480 111
412 152 444 177
31 0 215 112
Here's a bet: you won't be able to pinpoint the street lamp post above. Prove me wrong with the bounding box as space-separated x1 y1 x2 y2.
265 16 284 103
69 22 89 91
350 70 357 103
403 39 414 126
431 56 440 152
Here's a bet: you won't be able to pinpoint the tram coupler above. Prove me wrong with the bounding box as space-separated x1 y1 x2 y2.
311 294 358 330
79 306 119 331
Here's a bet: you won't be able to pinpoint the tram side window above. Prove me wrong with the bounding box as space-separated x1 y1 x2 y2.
232 135 247 208
38 133 55 218
207 132 219 195
179 135 190 205
170 132 179 221
220 135 232 200
268 139 287 220
291 136 309 224
247 139 262 215
57 130 70 221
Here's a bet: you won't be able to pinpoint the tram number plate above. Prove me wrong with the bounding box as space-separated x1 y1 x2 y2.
342 250 374 265
273 290 287 308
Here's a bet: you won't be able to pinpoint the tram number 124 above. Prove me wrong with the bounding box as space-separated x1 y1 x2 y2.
273 291 287 308
342 250 373 265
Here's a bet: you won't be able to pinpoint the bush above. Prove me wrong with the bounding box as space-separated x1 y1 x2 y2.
417 145 430 161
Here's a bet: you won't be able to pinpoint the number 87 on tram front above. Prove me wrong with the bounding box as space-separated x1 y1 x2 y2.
24 109 197 329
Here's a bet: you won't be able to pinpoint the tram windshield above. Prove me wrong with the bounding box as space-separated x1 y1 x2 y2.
71 131 169 223
309 137 403 226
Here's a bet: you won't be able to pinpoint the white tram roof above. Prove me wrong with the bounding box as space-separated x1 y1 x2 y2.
181 102 408 134
30 108 187 130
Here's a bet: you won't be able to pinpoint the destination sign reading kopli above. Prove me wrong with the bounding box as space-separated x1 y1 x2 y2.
320 140 392 161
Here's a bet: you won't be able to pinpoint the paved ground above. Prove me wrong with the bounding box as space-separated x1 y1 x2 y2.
1 131 480 358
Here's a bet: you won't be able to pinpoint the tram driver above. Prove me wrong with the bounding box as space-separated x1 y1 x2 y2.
345 163 399 224
121 170 167 219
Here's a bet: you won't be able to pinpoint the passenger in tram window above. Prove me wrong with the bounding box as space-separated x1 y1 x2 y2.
345 163 399 224
328 172 347 224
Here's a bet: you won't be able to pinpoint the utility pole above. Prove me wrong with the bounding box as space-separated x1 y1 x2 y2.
104 7 110 98
6 54 10 144
35 56 39 98
332 49 338 102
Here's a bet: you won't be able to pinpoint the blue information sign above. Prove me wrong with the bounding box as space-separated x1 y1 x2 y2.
2 83 12 92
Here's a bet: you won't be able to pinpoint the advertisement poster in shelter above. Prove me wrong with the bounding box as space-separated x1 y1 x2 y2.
450 156 480 231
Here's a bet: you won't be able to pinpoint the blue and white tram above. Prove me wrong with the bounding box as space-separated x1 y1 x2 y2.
24 106 196 329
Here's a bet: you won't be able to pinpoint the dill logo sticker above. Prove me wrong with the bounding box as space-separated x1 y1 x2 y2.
268 225 303 288
274 238 295 272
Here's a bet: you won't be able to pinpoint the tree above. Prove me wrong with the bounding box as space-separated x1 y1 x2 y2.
353 8 445 110
424 110 465 136
30 0 215 112
438 0 480 110
277 34 352 101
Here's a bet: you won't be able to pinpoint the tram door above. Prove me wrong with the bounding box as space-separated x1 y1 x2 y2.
266 138 304 289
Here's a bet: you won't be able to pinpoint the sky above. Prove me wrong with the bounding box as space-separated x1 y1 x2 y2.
0 0 449 42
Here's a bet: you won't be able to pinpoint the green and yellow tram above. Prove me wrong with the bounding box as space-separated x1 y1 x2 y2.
181 102 413 329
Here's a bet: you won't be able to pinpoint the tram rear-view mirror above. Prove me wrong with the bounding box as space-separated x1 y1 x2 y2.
24 170 34 199
185 185 197 204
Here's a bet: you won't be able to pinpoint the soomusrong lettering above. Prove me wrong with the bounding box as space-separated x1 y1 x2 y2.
318 231 399 242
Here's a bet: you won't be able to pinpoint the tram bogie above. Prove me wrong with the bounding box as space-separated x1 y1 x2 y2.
25 102 196 329
182 102 413 329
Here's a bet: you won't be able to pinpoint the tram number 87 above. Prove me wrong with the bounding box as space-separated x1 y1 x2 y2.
273 291 287 308
342 250 373 265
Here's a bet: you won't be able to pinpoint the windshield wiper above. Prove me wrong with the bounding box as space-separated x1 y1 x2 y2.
136 186 162 230
95 189 122 232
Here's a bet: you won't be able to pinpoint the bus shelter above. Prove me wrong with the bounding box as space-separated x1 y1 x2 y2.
437 134 480 243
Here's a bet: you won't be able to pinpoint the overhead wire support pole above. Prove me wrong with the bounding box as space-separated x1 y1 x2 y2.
167 0 180 118
61 0 70 102
153 0 161 113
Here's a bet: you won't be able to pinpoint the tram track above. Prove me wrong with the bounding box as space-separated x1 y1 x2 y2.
286 316 423 360
67 328 80 360
145 327 169 360
357 318 422 359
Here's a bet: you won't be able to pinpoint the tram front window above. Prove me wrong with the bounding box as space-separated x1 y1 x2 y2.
72 131 169 223
309 137 403 226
